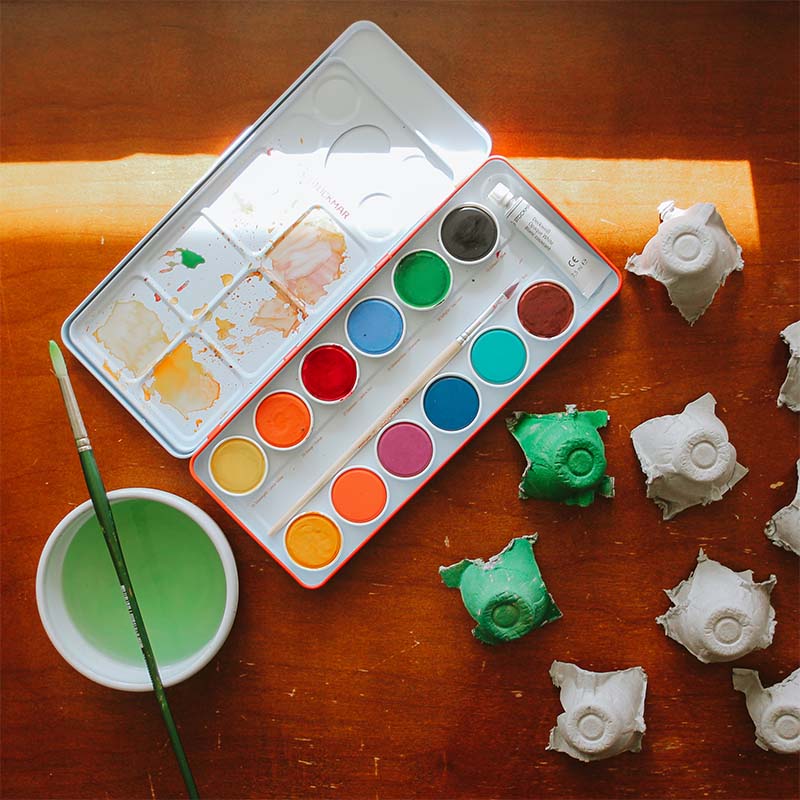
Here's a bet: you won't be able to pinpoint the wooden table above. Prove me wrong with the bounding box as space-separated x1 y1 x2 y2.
2 2 798 798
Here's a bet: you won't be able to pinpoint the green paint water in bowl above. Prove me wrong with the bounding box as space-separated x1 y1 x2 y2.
61 498 227 666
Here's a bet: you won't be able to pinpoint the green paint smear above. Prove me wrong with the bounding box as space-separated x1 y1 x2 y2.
471 329 527 385
393 250 451 309
178 248 206 269
61 498 227 666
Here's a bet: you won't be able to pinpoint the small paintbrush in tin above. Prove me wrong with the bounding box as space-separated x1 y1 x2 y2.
48 340 200 800
268 280 520 537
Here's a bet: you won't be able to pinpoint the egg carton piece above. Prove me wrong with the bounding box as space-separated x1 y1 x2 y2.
733 667 800 754
778 321 800 412
631 393 747 520
547 661 647 762
765 459 800 556
657 548 776 663
508 405 614 507
439 534 561 646
626 200 743 324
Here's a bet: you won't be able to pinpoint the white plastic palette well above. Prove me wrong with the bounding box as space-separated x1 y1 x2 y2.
62 21 490 457
191 158 622 587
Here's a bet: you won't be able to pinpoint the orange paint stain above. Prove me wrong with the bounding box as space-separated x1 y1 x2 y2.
102 361 121 381
248 290 303 340
151 341 221 418
221 273 234 287
215 317 236 341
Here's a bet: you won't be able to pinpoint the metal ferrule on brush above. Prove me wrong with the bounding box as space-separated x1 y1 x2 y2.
56 376 91 452
457 281 518 345
459 304 495 344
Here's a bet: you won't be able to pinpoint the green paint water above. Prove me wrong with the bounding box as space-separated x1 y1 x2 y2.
393 250 452 309
61 498 227 666
470 328 527 385
178 248 205 269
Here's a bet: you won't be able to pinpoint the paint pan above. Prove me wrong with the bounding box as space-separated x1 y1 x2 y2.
284 512 343 570
209 436 268 495
439 203 499 264
299 343 359 403
422 373 481 433
330 466 389 524
345 297 405 357
375 420 436 480
254 391 313 450
469 327 529 386
392 250 453 310
517 281 576 339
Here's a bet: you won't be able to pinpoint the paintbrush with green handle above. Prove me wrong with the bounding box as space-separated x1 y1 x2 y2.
48 340 200 800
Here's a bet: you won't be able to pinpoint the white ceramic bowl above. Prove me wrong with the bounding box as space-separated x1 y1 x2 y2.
36 488 239 692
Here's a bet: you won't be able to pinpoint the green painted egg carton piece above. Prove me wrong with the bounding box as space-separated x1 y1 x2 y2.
439 534 561 646
508 405 614 507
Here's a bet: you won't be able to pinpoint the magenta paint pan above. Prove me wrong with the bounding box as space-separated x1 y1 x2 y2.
375 420 436 480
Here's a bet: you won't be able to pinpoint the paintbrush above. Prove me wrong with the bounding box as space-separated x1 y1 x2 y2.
268 280 521 537
48 340 200 800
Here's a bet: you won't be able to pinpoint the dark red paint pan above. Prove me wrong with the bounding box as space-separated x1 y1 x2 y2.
517 281 575 339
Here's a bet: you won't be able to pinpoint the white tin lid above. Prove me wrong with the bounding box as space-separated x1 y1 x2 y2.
63 21 491 458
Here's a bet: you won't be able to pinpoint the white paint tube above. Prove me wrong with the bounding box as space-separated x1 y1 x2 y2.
489 182 608 298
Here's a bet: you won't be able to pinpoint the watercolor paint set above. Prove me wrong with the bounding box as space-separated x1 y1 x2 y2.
190 158 620 586
62 21 621 587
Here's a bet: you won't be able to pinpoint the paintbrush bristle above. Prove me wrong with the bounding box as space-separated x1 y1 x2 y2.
503 280 520 299
49 340 68 379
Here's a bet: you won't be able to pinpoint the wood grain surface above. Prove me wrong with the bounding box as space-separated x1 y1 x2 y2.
2 2 798 798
